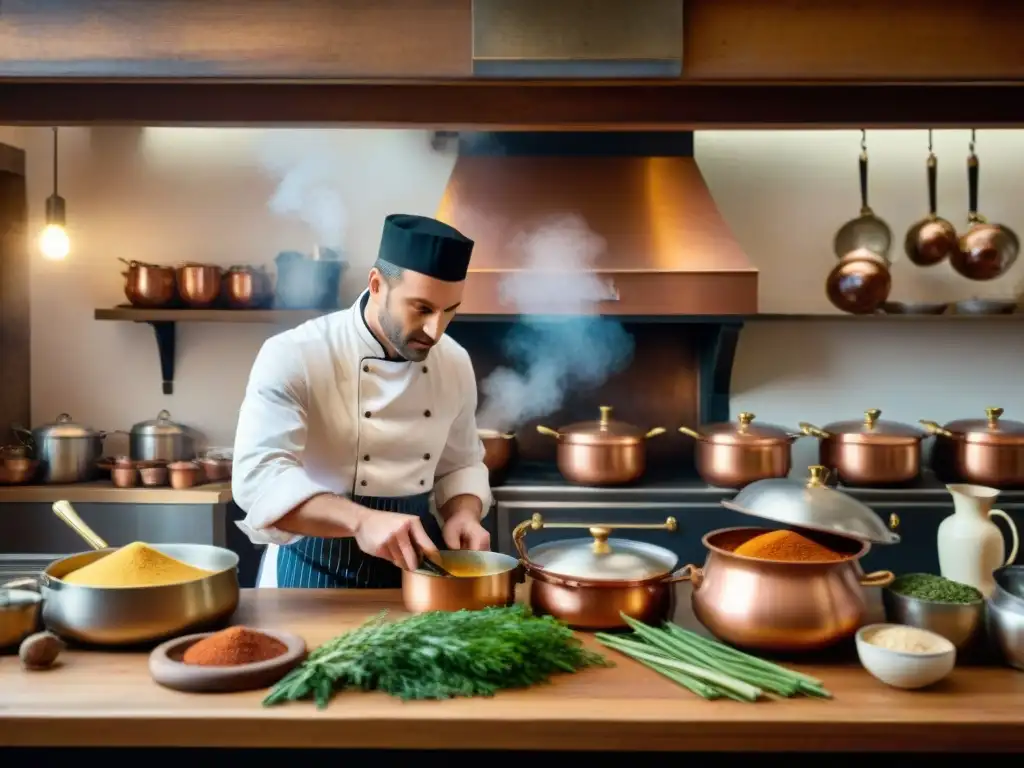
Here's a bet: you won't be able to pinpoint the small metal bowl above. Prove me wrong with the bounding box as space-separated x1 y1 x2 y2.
991 565 1024 613
987 598 1024 671
0 588 42 651
953 298 1018 315
881 300 948 315
883 588 985 650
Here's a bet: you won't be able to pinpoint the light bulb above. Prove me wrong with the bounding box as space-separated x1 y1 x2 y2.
39 224 70 261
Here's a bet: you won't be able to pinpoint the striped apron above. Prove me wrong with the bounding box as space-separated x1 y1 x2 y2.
274 492 438 588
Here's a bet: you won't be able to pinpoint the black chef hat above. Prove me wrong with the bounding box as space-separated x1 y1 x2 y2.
377 214 474 283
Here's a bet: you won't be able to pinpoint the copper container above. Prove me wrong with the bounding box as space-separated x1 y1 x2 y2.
176 263 223 308
110 464 138 488
478 429 516 485
950 147 1019 281
121 260 176 308
222 265 271 309
800 408 925 486
536 406 665 486
401 550 521 614
0 457 38 485
680 526 894 653
904 143 959 268
826 248 892 315
168 461 201 489
678 412 797 488
513 513 685 630
920 407 1024 488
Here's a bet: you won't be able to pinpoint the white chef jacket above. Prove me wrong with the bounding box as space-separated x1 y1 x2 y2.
232 291 492 587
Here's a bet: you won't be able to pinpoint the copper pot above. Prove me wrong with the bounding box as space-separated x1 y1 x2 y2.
401 550 521 614
904 136 959 268
535 406 665 486
222 265 272 309
120 259 176 308
678 412 797 488
512 513 685 630
680 526 894 653
799 408 925 486
478 429 516 485
825 248 892 315
176 263 223 308
920 407 1024 488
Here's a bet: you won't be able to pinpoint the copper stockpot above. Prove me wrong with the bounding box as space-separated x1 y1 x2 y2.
680 526 894 653
176 263 223 308
920 407 1024 488
536 406 665 486
402 550 521 614
222 265 272 309
478 428 516 485
800 408 925 486
678 412 798 488
513 513 685 630
120 259 176 308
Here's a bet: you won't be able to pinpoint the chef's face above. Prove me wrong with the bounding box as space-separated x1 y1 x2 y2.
369 268 464 362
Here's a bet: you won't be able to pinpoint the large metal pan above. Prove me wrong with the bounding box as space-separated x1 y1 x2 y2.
4 501 239 646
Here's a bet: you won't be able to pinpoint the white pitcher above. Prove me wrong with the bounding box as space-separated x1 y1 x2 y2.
939 484 1020 597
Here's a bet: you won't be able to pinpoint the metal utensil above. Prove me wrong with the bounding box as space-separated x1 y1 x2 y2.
882 588 984 651
904 130 959 267
52 500 108 550
418 553 454 578
834 130 893 261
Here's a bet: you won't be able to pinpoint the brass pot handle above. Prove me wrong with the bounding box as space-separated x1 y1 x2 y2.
799 422 831 439
512 513 678 563
535 426 560 439
918 420 954 438
645 427 666 439
859 570 895 588
678 426 703 440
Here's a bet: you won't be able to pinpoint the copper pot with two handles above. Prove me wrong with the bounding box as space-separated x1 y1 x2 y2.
536 406 665 486
120 259 176 308
799 408 925 486
678 412 799 488
920 407 1024 488
512 513 686 630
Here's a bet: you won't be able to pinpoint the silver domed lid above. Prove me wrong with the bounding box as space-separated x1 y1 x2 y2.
721 465 900 545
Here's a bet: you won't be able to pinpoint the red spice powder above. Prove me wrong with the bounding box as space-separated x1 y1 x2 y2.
182 626 287 667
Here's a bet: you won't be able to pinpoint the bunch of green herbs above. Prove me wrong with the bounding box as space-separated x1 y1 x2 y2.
264 604 610 708
889 572 983 605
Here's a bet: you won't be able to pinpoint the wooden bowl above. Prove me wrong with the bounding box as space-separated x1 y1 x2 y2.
148 627 306 693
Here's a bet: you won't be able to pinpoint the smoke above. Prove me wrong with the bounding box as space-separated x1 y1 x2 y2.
476 214 635 432
256 130 349 249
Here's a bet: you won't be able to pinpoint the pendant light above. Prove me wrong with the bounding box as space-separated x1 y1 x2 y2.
39 126 70 261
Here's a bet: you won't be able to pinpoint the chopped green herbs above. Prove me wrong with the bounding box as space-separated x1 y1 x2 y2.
890 573 983 605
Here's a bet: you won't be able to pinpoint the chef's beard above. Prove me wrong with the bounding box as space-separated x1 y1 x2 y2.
379 295 434 362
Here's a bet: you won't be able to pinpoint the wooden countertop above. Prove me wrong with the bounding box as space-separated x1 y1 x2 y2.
1 589 1023 752
0 481 232 505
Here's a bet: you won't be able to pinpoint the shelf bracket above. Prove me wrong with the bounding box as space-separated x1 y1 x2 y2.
697 321 744 424
147 321 176 396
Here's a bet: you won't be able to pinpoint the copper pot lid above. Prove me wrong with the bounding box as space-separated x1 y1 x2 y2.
537 406 666 447
801 408 923 445
679 412 796 446
921 407 1024 446
721 465 901 545
526 533 679 583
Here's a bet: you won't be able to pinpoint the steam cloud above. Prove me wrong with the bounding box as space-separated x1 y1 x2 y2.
476 214 635 432
256 130 349 250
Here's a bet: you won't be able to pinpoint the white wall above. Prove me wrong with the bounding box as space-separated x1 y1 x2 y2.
4 126 1024 470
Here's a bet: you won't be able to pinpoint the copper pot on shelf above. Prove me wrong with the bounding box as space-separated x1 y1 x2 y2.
513 513 686 631
799 408 925 486
401 550 522 614
920 407 1024 488
535 406 665 486
176 263 223 308
826 248 892 315
477 429 516 485
222 265 272 309
120 259 176 308
678 412 798 488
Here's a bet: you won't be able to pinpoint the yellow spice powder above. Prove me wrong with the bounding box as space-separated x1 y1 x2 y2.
61 541 213 588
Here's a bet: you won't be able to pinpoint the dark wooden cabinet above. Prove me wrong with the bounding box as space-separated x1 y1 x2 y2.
0 143 29 446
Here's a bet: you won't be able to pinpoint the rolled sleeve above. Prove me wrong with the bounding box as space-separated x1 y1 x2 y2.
232 336 333 546
433 349 493 516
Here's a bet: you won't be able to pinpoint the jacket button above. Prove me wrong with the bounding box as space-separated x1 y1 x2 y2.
363 454 370 462
360 480 368 487
362 365 370 373
364 411 372 418
419 480 425 486
422 366 428 373
423 453 431 460
424 409 431 418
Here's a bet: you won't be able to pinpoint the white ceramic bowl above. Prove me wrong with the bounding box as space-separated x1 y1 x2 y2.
855 623 956 690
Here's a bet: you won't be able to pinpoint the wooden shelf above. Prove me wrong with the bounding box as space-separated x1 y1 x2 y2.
0 481 232 505
94 307 322 324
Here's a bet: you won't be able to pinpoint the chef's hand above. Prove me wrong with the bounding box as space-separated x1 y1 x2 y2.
442 507 491 551
353 510 438 572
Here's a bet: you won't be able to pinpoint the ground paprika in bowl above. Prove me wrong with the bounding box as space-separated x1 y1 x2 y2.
183 626 287 666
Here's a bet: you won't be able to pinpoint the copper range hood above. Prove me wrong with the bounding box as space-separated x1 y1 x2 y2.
436 132 758 316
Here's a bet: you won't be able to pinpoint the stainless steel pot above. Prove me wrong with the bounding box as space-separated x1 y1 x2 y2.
14 413 107 484
129 410 197 462
512 513 685 630
678 412 798 488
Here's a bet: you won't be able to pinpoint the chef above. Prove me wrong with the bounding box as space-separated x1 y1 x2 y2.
232 213 492 588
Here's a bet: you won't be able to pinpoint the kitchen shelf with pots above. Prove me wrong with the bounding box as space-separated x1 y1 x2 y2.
0 481 232 505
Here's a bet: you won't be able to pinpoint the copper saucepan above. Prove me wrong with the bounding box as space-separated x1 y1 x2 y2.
679 412 798 488
800 408 925 486
477 428 516 486
401 550 522 615
536 406 665 486
120 258 176 308
176 263 223 308
222 265 272 309
513 513 685 630
678 526 894 653
920 407 1024 488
